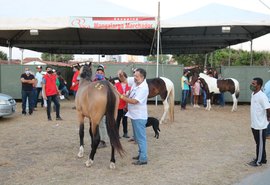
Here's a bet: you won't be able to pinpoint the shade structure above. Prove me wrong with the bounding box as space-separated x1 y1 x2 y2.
0 3 270 55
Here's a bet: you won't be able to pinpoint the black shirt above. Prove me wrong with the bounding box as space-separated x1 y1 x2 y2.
21 73 35 91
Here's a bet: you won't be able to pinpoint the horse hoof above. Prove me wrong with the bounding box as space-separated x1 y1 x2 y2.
77 146 84 158
85 159 93 167
109 162 116 169
78 152 84 158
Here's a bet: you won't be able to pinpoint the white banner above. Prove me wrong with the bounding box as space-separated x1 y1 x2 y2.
70 16 156 30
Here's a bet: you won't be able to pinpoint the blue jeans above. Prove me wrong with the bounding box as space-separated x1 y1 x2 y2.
22 90 34 113
60 86 69 98
202 90 207 107
181 90 189 108
131 119 148 162
32 88 37 108
219 93 225 106
35 87 44 107
267 123 270 136
46 95 60 119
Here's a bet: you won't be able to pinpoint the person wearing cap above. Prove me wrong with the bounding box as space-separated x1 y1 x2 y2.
42 67 62 121
180 70 190 110
93 64 109 148
35 65 44 108
94 64 106 81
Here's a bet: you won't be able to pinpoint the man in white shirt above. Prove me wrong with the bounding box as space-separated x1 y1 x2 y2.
248 77 270 167
35 66 44 107
119 68 149 165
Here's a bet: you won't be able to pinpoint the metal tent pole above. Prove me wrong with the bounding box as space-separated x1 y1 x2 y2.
155 1 160 106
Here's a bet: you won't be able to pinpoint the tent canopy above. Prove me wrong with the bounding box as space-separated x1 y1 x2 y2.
0 3 270 55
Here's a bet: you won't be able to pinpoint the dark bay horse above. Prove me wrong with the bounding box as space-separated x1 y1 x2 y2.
191 72 240 111
76 63 124 169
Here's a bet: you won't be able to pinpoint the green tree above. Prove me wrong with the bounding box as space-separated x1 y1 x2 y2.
41 53 74 62
172 48 270 67
147 55 170 64
0 50 7 60
172 54 205 66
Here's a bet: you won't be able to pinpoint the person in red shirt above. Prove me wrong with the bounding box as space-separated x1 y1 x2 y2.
70 65 80 96
70 65 80 109
115 71 131 138
42 67 62 121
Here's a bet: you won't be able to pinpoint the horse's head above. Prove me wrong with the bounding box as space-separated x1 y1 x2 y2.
80 62 92 81
190 72 199 86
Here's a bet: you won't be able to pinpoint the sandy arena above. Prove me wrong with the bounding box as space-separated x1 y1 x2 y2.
0 100 269 185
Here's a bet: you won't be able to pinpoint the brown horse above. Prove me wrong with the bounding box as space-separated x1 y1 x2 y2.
75 63 124 169
146 77 175 124
191 72 240 111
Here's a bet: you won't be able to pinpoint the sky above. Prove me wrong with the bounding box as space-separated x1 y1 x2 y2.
0 0 270 61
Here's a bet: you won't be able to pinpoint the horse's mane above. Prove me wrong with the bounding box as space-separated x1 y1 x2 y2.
80 64 92 82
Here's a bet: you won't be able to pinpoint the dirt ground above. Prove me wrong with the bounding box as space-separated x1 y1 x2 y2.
0 100 269 185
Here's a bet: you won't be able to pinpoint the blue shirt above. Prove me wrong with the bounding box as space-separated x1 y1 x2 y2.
181 76 189 90
263 80 270 102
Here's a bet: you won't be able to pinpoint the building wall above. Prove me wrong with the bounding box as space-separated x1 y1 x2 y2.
1 64 269 103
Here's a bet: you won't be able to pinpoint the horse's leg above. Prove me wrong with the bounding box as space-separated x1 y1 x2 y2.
231 94 237 112
206 99 210 110
109 145 116 169
206 93 212 111
77 123 84 158
160 99 169 124
85 124 100 167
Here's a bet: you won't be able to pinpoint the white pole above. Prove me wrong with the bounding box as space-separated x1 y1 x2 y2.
20 49 24 65
204 53 208 68
8 47 12 63
155 1 160 106
250 40 253 66
156 2 160 78
228 46 231 66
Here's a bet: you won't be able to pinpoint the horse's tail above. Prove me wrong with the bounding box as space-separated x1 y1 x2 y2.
105 83 125 157
168 82 175 122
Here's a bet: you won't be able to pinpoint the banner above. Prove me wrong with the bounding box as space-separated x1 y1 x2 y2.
70 16 156 30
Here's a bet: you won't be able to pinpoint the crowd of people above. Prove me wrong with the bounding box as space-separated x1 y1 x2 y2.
20 64 150 166
20 66 69 120
180 67 270 168
20 65 270 167
180 68 224 110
